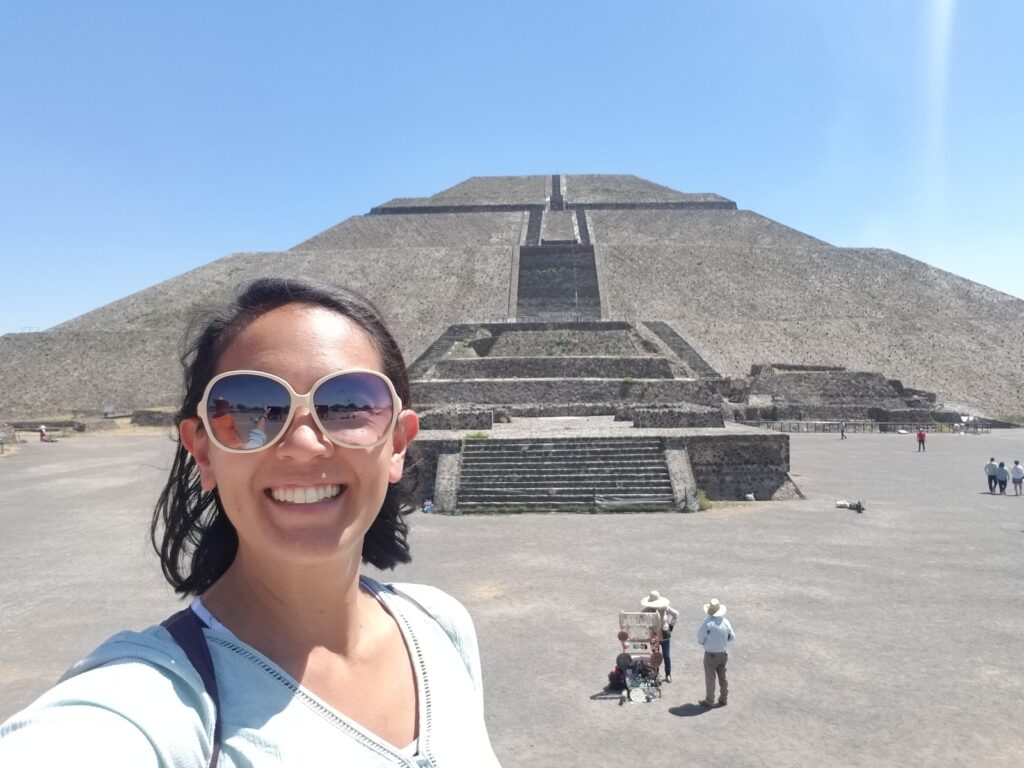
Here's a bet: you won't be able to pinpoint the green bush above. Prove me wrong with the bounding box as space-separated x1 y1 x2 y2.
697 489 712 511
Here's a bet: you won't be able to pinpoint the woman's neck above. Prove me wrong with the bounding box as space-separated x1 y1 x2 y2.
201 549 377 658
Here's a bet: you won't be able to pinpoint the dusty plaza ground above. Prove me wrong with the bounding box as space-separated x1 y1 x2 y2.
1 428 1022 766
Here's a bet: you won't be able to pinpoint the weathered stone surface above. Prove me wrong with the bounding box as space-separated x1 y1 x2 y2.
417 407 493 431
131 410 176 427
433 356 674 380
632 406 725 428
3 174 1020 421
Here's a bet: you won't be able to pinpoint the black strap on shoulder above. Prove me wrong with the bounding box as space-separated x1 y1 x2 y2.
161 608 222 768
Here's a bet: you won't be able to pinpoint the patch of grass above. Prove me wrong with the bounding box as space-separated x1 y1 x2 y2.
464 432 490 440
697 489 712 511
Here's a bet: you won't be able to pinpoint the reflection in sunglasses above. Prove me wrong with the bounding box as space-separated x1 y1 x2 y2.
200 369 400 452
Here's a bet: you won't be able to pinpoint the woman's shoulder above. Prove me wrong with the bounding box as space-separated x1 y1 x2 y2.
0 625 215 765
362 577 483 685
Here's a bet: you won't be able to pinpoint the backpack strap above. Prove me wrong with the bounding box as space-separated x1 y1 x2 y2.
161 608 221 768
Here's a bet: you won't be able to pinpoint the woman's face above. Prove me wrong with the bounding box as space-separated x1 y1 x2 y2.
180 303 417 569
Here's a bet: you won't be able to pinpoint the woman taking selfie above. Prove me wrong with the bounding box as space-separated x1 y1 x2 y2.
1 278 500 766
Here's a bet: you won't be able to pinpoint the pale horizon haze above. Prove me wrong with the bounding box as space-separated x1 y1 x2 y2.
2 1 1021 336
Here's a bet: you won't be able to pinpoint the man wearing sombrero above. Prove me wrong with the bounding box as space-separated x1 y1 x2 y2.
697 598 735 708
640 591 680 682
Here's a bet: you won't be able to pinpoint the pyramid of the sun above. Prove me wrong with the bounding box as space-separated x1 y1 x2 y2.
1 174 1021 420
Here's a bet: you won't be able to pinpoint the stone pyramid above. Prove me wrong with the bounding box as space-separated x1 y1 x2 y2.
1 174 1021 421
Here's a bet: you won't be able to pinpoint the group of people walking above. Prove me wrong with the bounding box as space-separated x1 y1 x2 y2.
640 591 736 708
984 458 1024 495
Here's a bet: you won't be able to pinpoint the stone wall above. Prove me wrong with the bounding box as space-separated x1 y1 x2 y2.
417 407 493 431
668 433 798 501
747 371 907 406
131 410 176 427
632 406 724 428
433 356 673 380
409 439 460 506
413 378 719 407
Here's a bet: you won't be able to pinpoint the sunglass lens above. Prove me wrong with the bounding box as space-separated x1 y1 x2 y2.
313 372 395 446
207 374 291 450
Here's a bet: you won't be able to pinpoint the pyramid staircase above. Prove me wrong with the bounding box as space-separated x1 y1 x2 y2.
455 436 676 513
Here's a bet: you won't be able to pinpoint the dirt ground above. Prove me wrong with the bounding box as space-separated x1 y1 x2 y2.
1 430 1022 767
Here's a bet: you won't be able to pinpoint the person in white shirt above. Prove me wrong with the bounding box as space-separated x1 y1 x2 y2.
1011 460 1024 496
696 598 735 708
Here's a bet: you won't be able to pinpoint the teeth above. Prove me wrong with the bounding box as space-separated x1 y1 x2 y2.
269 485 342 504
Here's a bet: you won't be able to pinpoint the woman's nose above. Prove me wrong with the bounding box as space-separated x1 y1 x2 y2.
277 409 333 459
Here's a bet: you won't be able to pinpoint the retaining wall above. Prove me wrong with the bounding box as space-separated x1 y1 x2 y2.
667 433 797 501
413 378 719 406
632 407 725 428
433 356 673 380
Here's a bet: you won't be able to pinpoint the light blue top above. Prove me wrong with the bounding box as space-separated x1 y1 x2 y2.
0 578 500 767
697 615 736 654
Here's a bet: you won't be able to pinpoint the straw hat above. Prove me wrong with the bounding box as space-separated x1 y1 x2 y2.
640 590 670 609
703 598 726 617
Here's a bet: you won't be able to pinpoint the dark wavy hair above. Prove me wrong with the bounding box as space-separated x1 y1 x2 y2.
151 277 418 596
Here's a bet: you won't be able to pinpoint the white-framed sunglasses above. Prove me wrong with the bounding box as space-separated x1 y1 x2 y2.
198 369 402 453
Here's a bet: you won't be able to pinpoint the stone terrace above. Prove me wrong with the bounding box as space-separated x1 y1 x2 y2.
593 209 1024 417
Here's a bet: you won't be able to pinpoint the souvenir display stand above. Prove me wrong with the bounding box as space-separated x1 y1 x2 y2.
614 611 663 704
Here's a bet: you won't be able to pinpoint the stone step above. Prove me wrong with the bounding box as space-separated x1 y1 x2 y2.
460 469 671 480
453 500 675 514
461 456 668 467
456 493 671 505
462 447 665 458
455 435 676 514
459 481 674 492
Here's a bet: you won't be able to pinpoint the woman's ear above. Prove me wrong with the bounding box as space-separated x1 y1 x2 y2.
179 417 217 492
388 410 420 484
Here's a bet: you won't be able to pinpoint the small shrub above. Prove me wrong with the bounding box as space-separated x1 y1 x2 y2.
697 489 712 511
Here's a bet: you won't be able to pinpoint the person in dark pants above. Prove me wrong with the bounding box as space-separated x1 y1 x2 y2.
697 598 734 708
985 458 999 493
641 591 679 682
916 429 926 451
996 462 1009 494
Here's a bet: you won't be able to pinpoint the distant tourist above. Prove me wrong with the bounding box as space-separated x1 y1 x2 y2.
422 497 435 514
840 421 847 440
37 425 56 443
1011 461 1024 496
985 457 999 493
916 429 926 452
996 462 1010 494
696 598 734 708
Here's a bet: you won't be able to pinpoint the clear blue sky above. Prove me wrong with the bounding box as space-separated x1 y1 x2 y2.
2 1 1021 335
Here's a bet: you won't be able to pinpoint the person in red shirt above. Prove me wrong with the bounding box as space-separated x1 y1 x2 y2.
916 429 926 452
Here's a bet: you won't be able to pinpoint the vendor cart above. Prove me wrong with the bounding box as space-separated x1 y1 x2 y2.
614 611 663 704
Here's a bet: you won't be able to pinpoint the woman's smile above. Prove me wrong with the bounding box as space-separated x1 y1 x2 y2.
267 484 345 504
